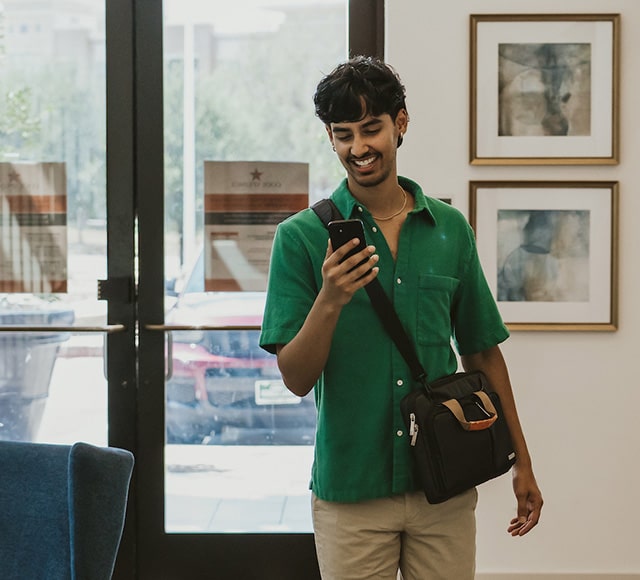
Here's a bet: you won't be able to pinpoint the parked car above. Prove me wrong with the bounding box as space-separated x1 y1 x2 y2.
165 254 316 445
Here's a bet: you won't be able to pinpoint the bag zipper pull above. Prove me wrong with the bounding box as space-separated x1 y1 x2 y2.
409 413 419 446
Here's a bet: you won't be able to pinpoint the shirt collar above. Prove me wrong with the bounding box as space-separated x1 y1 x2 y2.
330 177 437 225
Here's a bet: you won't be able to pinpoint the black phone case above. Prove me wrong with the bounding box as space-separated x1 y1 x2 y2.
328 219 368 270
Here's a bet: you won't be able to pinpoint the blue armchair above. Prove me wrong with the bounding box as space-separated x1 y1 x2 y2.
0 440 134 580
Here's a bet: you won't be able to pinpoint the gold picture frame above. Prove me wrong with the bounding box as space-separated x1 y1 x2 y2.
470 14 620 165
469 181 618 331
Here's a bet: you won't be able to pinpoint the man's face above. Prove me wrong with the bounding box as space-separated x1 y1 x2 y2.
327 109 407 189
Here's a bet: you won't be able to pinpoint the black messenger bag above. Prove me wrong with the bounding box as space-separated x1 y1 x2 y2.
399 370 516 504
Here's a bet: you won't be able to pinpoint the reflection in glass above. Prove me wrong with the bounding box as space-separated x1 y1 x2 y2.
163 0 347 533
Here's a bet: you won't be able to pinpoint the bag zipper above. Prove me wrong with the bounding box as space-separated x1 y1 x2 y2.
409 412 419 446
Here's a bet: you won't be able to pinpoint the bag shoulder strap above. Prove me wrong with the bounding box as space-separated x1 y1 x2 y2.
310 198 342 226
311 199 429 386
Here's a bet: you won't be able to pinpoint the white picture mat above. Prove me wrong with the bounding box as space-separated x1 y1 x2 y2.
474 186 613 324
475 20 614 159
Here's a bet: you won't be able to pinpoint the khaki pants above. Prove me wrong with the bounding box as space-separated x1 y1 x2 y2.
312 489 477 580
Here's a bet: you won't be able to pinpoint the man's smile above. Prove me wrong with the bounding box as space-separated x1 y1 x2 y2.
351 154 378 168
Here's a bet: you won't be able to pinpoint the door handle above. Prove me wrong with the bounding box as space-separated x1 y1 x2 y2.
0 324 127 381
144 324 260 380
0 324 126 333
145 324 259 331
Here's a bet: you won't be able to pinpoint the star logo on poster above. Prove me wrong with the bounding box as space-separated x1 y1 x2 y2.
8 170 22 187
250 168 263 181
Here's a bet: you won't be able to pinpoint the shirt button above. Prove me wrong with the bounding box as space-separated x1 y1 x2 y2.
357 206 363 212
397 278 402 284
372 226 378 233
396 430 404 437
396 379 404 387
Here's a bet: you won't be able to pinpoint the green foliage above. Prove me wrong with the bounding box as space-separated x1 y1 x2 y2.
0 87 41 153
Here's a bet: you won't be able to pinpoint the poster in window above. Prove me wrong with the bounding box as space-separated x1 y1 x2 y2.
204 161 309 292
0 162 68 293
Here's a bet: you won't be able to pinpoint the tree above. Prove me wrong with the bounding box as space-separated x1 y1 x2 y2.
0 87 41 155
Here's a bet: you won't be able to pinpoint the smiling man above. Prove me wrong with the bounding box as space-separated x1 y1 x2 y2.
259 56 543 580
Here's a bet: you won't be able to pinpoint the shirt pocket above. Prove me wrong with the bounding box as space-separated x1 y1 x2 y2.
416 274 460 346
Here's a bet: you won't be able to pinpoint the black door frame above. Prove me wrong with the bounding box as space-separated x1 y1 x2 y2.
106 1 384 578
105 1 138 577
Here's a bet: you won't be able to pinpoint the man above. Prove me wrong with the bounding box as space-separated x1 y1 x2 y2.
260 56 542 580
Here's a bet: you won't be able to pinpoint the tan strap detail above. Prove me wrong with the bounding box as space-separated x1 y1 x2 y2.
442 391 498 431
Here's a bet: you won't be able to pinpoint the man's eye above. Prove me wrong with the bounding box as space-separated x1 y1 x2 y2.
335 135 352 142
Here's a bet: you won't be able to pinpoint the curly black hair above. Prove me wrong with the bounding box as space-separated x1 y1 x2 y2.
313 56 407 127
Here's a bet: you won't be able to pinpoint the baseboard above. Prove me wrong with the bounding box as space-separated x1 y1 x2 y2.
476 575 640 580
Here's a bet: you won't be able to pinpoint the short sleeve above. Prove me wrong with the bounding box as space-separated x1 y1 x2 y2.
259 213 326 354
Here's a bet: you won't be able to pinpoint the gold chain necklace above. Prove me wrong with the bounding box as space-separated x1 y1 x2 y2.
371 187 407 221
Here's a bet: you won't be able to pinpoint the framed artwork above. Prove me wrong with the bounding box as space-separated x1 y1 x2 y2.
469 181 618 331
470 14 620 165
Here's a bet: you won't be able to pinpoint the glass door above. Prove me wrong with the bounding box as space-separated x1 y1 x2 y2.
160 0 347 535
0 2 114 447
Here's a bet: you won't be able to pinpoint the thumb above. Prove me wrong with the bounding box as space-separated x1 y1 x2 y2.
325 238 333 258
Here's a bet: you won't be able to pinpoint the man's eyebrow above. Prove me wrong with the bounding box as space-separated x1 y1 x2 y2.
332 118 383 132
361 118 383 129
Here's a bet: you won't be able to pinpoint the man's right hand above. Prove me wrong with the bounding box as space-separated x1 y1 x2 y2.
320 238 379 306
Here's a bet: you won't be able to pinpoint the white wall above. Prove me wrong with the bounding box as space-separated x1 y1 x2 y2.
387 1 640 576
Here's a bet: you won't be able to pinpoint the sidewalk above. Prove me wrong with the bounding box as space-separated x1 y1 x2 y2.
165 445 314 533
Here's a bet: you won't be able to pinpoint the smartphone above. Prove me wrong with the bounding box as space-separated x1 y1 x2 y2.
327 219 369 271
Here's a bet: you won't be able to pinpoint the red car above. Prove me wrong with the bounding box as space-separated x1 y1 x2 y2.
165 256 316 445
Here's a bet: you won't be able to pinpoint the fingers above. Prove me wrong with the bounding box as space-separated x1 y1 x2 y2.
508 514 537 536
322 241 379 300
507 516 528 536
343 247 379 283
508 492 543 537
328 237 366 263
327 239 378 275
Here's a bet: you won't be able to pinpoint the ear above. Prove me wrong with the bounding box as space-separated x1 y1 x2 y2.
325 125 337 151
395 109 409 147
325 125 334 142
395 108 409 136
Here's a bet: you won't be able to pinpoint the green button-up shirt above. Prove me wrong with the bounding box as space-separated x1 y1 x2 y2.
260 177 509 502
